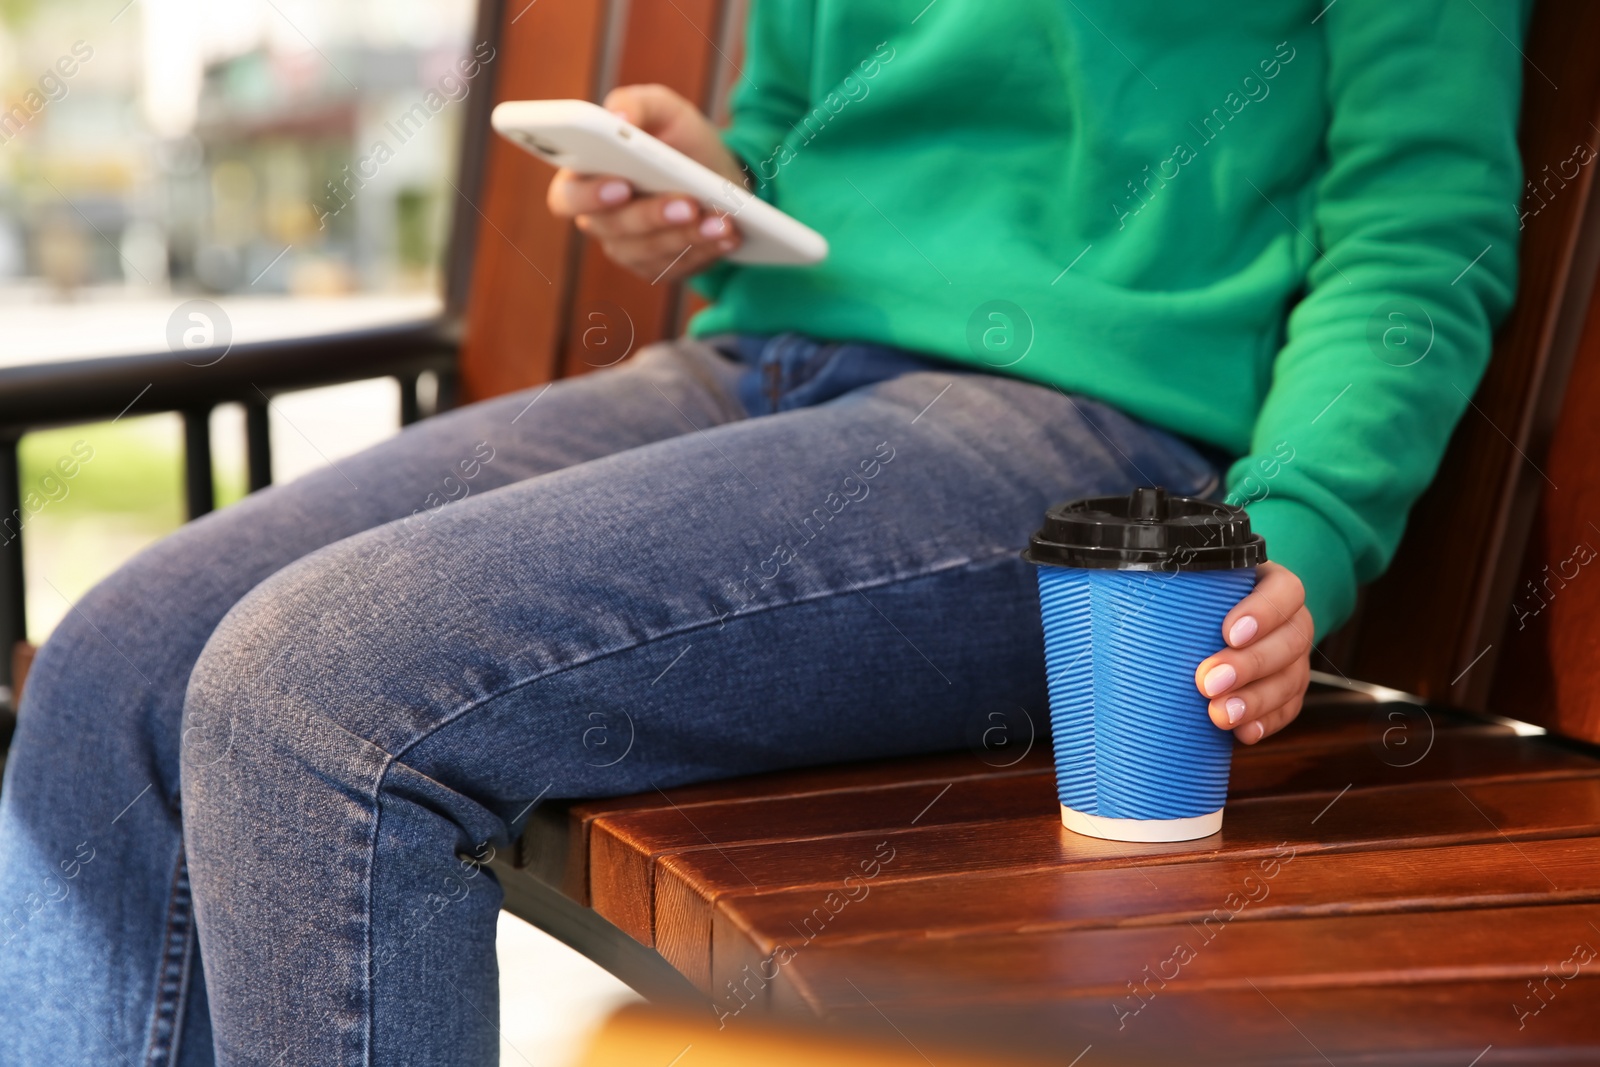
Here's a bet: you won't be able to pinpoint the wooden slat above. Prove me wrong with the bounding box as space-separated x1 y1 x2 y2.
680 773 1600 995
458 0 609 402
1225 729 1587 800
592 767 1059 947
821 979 1600 1065
718 837 1600 950
557 0 729 380
523 746 1057 903
1493 260 1600 741
10 640 34 707
591 733 1592 947
778 901 1600 1009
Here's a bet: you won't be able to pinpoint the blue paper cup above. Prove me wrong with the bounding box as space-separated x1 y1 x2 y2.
1024 487 1264 842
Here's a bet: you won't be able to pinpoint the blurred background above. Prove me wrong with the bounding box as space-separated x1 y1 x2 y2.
1 0 639 1060
2 0 468 635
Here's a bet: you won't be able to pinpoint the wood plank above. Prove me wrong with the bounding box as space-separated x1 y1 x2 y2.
458 0 607 402
675 774 1600 996
592 769 1059 947
718 836 1600 950
593 723 1548 876
557 0 729 379
521 746 1057 902
818 978 1600 1065
774 901 1600 1011
1492 259 1600 741
1242 700 1507 758
1225 729 1589 801
591 733 1592 947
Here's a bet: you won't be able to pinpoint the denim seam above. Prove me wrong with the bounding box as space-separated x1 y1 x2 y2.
360 757 391 1067
384 547 1021 768
141 847 196 1067
287 698 394 1067
323 694 389 1067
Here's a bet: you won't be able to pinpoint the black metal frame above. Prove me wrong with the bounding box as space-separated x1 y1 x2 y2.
0 320 461 712
490 855 708 1007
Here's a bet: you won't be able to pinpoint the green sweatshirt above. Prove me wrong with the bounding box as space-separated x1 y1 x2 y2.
689 0 1529 638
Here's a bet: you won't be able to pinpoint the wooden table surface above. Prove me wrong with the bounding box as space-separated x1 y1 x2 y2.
513 694 1600 1064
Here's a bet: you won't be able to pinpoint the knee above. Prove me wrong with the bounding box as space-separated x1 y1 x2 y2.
178 524 490 788
178 529 528 865
180 545 355 777
178 542 408 858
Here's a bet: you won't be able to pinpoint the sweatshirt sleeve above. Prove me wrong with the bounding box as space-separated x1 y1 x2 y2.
1233 0 1529 640
719 0 815 199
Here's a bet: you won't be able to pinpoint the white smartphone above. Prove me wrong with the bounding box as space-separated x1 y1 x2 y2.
491 99 828 267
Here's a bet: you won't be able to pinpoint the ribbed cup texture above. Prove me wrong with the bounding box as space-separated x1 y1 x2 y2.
1037 565 1256 820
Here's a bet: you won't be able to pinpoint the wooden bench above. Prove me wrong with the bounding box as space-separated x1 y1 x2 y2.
496 693 1600 1061
457 0 1600 1060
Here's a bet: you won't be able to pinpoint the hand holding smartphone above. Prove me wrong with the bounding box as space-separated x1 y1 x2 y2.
500 90 827 281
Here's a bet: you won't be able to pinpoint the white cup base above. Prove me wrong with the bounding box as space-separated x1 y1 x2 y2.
1060 802 1223 842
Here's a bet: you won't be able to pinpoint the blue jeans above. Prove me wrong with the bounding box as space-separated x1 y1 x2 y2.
0 335 1218 1065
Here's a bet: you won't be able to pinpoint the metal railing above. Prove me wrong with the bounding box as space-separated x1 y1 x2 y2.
0 315 461 718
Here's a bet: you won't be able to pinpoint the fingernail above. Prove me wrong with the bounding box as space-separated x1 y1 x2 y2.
663 199 694 223
1202 663 1237 698
598 180 631 204
1225 697 1247 725
718 238 737 252
1248 721 1266 743
1228 615 1258 647
699 215 727 238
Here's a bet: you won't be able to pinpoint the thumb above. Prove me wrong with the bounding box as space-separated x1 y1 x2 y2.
602 83 691 136
601 83 742 185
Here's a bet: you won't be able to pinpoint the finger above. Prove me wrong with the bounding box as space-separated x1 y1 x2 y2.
1220 561 1308 650
602 230 737 283
601 207 742 259
649 237 737 283
1234 692 1304 745
580 194 701 240
695 212 738 244
548 170 633 217
1196 604 1313 698
1208 654 1310 731
597 216 725 262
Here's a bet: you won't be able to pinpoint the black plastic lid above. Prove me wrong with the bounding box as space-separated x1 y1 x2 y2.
1023 486 1265 571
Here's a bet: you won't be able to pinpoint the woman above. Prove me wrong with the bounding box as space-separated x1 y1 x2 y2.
0 0 1525 1062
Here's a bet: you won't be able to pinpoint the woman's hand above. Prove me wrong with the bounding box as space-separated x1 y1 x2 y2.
545 84 747 284
1194 562 1313 744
